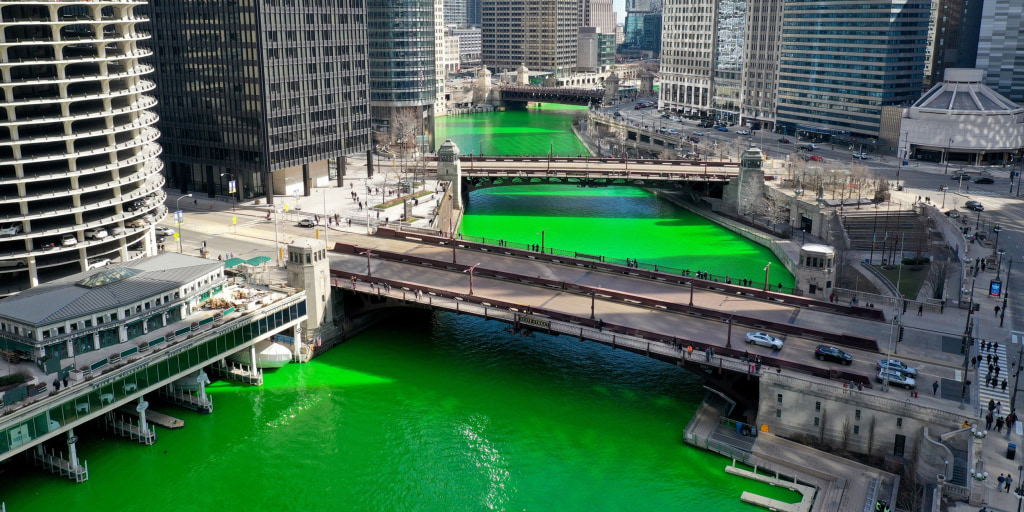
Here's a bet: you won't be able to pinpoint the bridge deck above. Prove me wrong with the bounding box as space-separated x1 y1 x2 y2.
327 233 961 388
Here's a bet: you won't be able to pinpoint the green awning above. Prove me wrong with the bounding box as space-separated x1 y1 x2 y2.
245 256 271 266
223 257 246 269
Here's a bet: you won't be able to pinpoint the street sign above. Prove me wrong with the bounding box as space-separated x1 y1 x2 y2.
284 204 290 212
174 210 183 222
228 180 237 194
232 216 237 225
173 233 179 241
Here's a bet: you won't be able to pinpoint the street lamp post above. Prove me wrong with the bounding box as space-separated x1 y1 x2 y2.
175 193 192 253
537 228 548 253
220 173 236 210
944 138 953 175
976 209 982 231
465 263 480 295
726 313 734 348
763 263 771 292
360 249 373 277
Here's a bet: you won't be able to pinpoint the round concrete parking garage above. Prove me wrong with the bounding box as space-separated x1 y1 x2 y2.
898 68 1024 168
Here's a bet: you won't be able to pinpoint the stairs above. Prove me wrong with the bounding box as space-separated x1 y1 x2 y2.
841 208 923 253
949 447 969 486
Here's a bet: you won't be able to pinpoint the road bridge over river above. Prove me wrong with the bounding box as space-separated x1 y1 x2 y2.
325 229 963 404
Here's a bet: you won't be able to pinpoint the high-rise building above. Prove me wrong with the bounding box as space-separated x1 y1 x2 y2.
451 27 483 67
658 0 714 115
739 0 782 130
368 0 437 150
466 0 482 26
147 0 371 203
775 0 930 138
922 0 984 90
435 0 448 117
976 0 1024 103
622 0 662 56
444 0 468 26
481 0 579 73
0 0 165 295
581 0 617 33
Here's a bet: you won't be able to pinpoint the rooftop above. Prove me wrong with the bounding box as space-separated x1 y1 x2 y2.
912 68 1022 114
0 253 224 326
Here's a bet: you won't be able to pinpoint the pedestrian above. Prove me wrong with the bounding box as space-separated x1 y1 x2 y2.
997 416 1005 432
996 306 1001 317
999 474 1006 489
918 304 923 316
1007 473 1014 492
933 380 940 395
1003 379 1009 392
988 354 992 365
995 355 1000 366
995 342 1001 352
194 199 197 206
992 377 999 389
987 413 994 430
971 356 977 368
996 367 1001 378
997 401 1003 415
989 398 996 412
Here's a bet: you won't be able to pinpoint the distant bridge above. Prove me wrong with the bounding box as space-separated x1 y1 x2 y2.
498 85 604 107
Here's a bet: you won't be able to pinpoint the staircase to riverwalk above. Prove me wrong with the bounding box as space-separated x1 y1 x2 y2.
841 207 923 253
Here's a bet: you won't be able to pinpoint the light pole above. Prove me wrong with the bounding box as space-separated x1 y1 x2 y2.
175 193 192 253
994 225 1003 251
726 313 734 348
976 208 982 231
763 263 771 292
537 228 548 253
220 173 236 209
998 248 1007 278
360 249 373 277
944 138 953 175
465 263 480 295
272 202 283 267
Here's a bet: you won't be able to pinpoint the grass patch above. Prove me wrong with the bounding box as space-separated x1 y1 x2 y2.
372 190 434 210
874 263 929 299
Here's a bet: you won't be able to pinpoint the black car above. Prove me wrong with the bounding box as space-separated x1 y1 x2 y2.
973 177 995 184
815 345 852 365
778 138 792 144
965 200 984 211
950 173 971 181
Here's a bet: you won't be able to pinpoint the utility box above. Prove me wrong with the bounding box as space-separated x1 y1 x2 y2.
1008 443 1016 460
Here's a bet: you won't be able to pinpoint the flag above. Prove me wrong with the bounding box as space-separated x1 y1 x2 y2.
419 70 424 87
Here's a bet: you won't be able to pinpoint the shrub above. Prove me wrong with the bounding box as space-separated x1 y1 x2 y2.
901 257 930 266
0 374 25 387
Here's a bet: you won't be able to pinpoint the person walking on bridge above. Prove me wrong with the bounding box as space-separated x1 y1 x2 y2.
933 380 940 395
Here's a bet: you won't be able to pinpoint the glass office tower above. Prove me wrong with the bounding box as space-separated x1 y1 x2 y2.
146 0 371 202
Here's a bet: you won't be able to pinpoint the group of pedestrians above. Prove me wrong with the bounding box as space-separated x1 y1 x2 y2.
986 399 1018 433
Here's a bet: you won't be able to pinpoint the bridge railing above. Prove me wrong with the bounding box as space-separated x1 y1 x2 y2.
329 269 874 389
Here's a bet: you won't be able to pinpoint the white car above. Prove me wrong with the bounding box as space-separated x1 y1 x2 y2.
0 223 22 237
88 258 111 270
876 369 916 389
0 259 27 269
84 227 108 240
736 130 750 135
128 219 147 229
154 226 176 236
745 332 784 349
61 234 78 247
108 226 125 237
297 218 317 228
852 152 871 159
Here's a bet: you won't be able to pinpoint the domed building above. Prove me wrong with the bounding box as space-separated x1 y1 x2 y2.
898 69 1024 167
0 1 164 297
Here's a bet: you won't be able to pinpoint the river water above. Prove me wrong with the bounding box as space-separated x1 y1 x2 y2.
1 108 800 511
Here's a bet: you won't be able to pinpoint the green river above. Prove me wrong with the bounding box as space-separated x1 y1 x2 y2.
1 107 799 511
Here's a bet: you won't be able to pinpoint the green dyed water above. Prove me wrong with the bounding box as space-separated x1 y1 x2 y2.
460 185 795 289
436 104 592 157
2 315 799 511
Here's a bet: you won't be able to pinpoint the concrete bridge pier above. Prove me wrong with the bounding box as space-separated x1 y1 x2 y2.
29 429 89 482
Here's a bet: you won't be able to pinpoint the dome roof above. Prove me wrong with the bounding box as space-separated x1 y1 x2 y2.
912 69 1022 113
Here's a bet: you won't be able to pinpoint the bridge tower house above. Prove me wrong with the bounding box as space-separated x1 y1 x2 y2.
286 238 337 361
516 64 530 86
722 147 765 217
437 139 463 211
795 244 835 299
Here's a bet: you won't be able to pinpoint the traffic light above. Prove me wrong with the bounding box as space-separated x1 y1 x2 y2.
898 326 905 343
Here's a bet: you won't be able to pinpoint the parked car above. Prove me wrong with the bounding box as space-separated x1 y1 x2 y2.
128 240 144 251
154 226 176 236
877 359 919 377
778 138 792 144
745 332 784 349
141 214 156 224
965 200 984 211
298 218 317 228
108 226 125 237
950 173 972 181
974 176 995 184
736 129 750 135
0 259 27 269
0 223 22 237
815 345 852 365
84 227 108 240
87 258 111 270
809 155 825 162
877 369 916 389
701 121 715 128
37 239 57 251
667 128 680 135
798 144 818 151
945 210 961 219
716 126 729 132
852 152 871 159
688 137 700 143
128 218 147 228
61 234 77 247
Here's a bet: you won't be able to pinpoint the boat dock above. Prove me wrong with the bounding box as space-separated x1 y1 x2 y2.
726 464 815 512
116 404 185 429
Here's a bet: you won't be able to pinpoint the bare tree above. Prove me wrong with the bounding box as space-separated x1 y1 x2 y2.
874 177 891 202
752 190 791 234
848 163 874 208
391 107 420 155
926 259 952 299
895 458 926 512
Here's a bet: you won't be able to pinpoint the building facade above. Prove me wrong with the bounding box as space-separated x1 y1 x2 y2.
0 0 164 296
581 0 617 33
481 0 579 73
146 0 371 203
975 0 1024 104
443 0 467 26
658 0 714 116
622 0 662 57
451 27 482 67
466 0 482 26
922 0 984 90
740 0 783 130
368 0 437 150
775 0 930 139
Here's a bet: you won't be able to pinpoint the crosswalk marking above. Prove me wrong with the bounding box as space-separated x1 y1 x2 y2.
977 342 1011 416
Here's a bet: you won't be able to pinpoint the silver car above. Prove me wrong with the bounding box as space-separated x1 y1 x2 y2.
876 359 918 377
745 332 783 349
877 369 916 389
